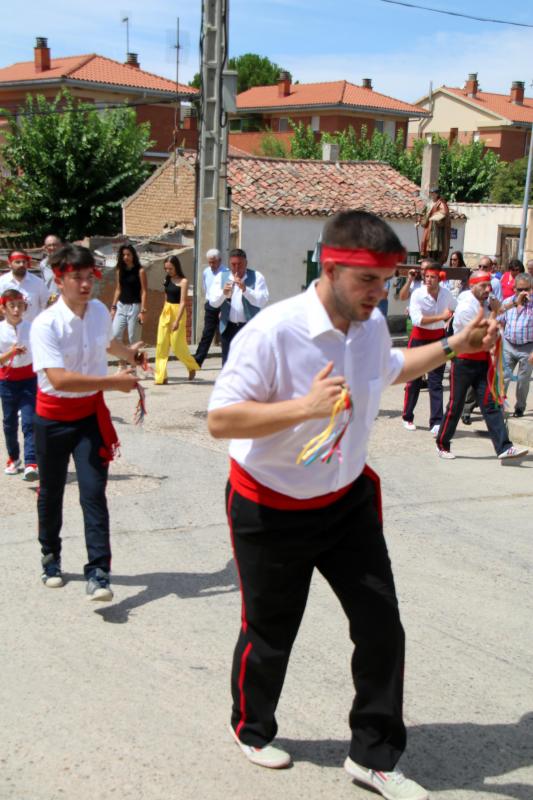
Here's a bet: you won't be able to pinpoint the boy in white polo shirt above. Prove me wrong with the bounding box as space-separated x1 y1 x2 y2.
30 244 143 601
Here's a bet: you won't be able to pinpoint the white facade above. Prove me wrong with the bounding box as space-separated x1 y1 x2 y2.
450 202 533 264
239 212 465 304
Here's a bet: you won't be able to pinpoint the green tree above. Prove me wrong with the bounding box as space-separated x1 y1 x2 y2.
289 120 321 159
189 53 288 94
259 131 288 158
0 90 153 241
490 156 532 204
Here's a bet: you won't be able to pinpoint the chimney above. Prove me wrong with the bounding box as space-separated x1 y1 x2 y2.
277 70 291 98
322 142 339 162
34 37 51 72
510 80 524 105
464 73 478 98
362 78 372 90
126 52 140 69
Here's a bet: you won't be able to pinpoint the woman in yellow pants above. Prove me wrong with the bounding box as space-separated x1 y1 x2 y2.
154 256 200 384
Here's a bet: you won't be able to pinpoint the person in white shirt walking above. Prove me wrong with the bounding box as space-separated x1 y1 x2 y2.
0 250 49 323
207 210 499 800
402 263 457 435
207 248 269 364
193 248 224 367
39 234 63 292
31 244 143 601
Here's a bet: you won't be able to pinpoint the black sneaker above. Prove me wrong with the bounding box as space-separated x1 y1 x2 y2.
461 414 472 425
86 568 113 602
41 554 64 588
513 409 524 418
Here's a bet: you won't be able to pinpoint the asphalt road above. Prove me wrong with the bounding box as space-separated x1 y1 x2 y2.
1 355 532 800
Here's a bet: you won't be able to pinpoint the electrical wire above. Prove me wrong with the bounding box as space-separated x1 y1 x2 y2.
379 0 533 28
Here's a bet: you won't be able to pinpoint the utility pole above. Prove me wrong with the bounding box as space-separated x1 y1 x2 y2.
518 121 533 263
193 0 237 342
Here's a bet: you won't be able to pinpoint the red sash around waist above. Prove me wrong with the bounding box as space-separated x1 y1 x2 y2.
410 326 446 342
229 459 382 519
0 363 35 381
36 389 119 464
457 352 490 362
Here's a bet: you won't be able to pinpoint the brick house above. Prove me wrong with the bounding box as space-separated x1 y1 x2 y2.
228 73 428 155
409 74 533 162
0 37 199 159
123 150 465 305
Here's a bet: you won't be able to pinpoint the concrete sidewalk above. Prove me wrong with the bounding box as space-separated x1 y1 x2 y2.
1 355 532 800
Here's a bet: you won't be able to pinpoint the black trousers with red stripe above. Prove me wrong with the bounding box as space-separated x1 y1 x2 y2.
402 336 446 427
436 358 511 455
226 472 406 771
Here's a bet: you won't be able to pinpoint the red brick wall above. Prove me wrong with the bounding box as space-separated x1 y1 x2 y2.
499 129 528 162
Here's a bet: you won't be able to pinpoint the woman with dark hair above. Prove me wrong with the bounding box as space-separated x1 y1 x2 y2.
501 258 525 300
110 244 147 345
154 256 200 384
448 250 468 297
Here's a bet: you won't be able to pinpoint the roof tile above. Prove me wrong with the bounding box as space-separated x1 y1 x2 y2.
445 87 533 124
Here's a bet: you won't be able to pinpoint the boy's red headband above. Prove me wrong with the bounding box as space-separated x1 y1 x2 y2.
469 272 492 286
8 252 31 264
320 245 405 268
425 268 447 280
0 294 25 306
53 264 102 279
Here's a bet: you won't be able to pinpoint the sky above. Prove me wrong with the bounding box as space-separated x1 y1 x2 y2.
2 0 533 102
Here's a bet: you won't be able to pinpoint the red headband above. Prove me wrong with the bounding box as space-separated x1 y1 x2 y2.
425 269 448 280
53 264 102 279
0 294 26 306
469 272 492 286
321 245 405 268
8 252 31 264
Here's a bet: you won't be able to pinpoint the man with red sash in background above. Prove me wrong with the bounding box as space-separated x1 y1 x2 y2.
207 211 498 800
435 270 528 461
30 244 143 600
402 262 457 436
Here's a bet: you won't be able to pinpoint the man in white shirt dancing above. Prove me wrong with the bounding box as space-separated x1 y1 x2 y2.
208 211 498 800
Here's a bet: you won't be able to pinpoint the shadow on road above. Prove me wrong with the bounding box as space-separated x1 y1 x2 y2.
277 712 533 799
93 558 238 624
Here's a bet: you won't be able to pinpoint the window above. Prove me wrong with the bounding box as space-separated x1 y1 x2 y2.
374 120 384 133
311 115 320 132
278 117 289 132
383 119 396 139
229 118 242 132
473 131 480 143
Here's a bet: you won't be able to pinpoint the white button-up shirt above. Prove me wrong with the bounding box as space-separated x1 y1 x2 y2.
208 282 404 499
0 271 50 323
0 319 33 369
409 285 457 330
208 269 269 323
453 289 488 333
30 297 112 398
202 264 224 296
39 257 56 292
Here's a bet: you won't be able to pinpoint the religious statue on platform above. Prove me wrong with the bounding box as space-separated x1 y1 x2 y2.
418 187 451 265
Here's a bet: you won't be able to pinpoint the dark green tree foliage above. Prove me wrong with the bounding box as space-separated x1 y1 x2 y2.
190 53 286 94
490 156 532 204
259 131 288 158
0 90 153 240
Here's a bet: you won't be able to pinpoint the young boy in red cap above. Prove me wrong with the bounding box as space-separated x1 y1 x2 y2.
0 289 38 479
30 244 143 600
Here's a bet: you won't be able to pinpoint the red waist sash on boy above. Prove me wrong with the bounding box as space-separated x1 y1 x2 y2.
0 363 35 381
229 458 382 520
36 389 119 464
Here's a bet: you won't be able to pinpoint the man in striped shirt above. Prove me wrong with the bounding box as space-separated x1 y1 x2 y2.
499 273 533 417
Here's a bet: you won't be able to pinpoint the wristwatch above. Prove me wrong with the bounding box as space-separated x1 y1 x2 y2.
440 337 456 360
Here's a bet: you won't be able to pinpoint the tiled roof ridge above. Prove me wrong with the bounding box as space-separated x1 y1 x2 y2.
62 53 97 77
227 154 400 167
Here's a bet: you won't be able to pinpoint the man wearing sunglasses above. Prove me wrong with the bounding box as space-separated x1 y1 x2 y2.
498 273 533 417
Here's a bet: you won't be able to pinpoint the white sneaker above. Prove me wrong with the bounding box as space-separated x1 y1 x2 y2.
498 446 528 460
344 757 428 800
228 725 291 769
4 458 21 475
437 448 455 459
402 421 416 431
23 464 39 481
430 425 440 438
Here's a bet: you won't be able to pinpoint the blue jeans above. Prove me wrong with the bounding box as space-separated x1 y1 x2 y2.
112 301 141 344
0 376 37 464
34 413 110 577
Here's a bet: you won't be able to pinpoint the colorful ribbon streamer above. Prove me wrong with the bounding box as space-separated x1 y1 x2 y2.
487 332 506 407
296 386 353 466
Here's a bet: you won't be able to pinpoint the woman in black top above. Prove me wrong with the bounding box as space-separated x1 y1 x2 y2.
154 256 200 384
110 245 147 345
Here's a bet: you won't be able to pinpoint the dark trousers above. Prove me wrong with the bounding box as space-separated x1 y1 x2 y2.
436 358 511 455
221 321 246 365
226 474 406 771
462 386 478 418
0 376 37 464
402 336 446 427
194 303 221 366
34 413 111 577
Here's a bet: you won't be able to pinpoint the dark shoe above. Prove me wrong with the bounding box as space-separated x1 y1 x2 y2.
513 409 524 418
86 568 113 602
461 414 472 425
41 554 64 588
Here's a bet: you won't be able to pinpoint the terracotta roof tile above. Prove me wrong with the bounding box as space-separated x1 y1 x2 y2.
237 80 425 116
445 87 533 124
0 53 197 96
